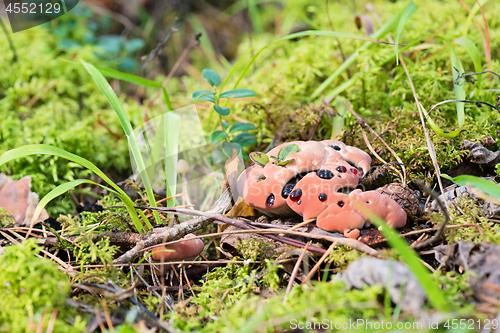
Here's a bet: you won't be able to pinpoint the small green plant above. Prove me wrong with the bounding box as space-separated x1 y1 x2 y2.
192 69 257 148
249 143 299 167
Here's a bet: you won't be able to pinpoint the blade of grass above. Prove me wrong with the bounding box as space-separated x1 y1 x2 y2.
350 198 452 312
394 1 418 65
474 0 491 71
219 28 396 96
0 145 148 233
96 66 174 110
32 179 118 225
420 36 465 138
444 174 500 199
453 36 482 88
81 60 160 227
248 0 264 34
187 14 227 72
311 12 402 99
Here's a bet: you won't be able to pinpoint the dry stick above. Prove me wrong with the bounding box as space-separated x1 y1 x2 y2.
284 242 311 304
46 309 58 333
344 101 406 184
301 241 338 285
142 228 378 258
101 299 114 331
360 127 404 183
412 179 449 250
112 189 233 264
94 307 107 333
146 34 201 106
399 56 448 207
142 24 178 76
279 218 316 236
137 206 380 257
400 223 484 238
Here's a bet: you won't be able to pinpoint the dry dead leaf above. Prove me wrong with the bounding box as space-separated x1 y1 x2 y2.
0 173 48 226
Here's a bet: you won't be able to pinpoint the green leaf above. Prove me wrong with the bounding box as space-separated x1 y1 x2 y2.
192 90 216 100
276 159 295 166
213 105 230 116
231 132 257 147
394 1 418 64
81 60 160 226
278 143 299 161
229 122 257 133
454 36 482 88
202 69 221 87
249 152 269 167
222 142 242 158
124 38 145 53
451 175 500 199
351 199 451 312
210 130 228 143
220 88 256 99
0 145 148 233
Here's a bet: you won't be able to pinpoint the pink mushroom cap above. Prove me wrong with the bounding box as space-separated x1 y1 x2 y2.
151 234 204 261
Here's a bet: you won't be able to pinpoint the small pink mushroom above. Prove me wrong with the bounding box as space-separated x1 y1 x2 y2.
151 234 204 262
349 189 407 229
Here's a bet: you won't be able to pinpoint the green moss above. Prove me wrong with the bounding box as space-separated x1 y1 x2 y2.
0 239 86 332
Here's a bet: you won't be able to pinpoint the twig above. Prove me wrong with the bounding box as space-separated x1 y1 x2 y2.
344 101 406 183
279 218 316 236
400 223 484 238
112 189 233 264
301 241 338 285
102 299 114 330
412 179 449 249
284 242 310 303
146 33 201 106
0 18 17 62
141 23 178 76
399 56 448 207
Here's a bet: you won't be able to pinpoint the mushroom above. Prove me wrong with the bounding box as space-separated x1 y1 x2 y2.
237 140 358 216
349 189 407 228
321 140 372 176
150 233 204 262
177 159 191 206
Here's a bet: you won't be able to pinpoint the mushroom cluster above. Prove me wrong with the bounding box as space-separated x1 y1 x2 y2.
237 140 407 239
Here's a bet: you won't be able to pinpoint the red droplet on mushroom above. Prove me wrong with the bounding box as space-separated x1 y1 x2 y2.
350 168 358 175
336 166 347 173
337 200 344 207
266 193 275 207
289 189 302 202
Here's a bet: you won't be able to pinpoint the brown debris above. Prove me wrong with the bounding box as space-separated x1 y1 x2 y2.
435 241 500 302
0 173 48 226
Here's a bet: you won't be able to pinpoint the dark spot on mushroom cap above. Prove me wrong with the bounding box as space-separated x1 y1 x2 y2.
289 189 303 202
317 169 334 179
297 199 301 205
350 168 358 175
329 145 341 151
281 183 296 199
266 194 275 207
366 201 371 204
338 201 344 207
336 166 347 173
318 193 327 201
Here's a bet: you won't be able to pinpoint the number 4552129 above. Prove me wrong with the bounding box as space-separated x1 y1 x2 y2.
6 2 62 14
444 319 498 330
